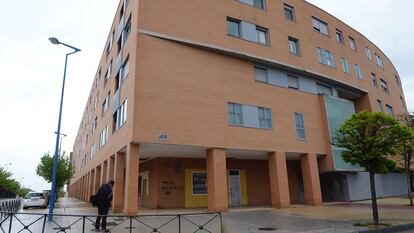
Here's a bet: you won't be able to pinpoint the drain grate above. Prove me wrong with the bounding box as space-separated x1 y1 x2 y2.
258 227 277 231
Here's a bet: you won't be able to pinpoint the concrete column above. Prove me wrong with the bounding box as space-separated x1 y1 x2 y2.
84 174 88 201
268 151 291 208
79 180 82 199
123 143 140 215
94 166 101 194
107 156 115 182
113 152 126 212
82 176 86 200
301 153 322 205
89 170 95 197
206 148 228 212
101 161 108 184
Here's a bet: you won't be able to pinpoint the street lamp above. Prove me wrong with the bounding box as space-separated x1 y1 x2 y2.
55 132 67 156
1 163 12 168
48 37 80 221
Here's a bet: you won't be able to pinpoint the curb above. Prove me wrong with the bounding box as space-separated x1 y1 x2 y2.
359 223 414 233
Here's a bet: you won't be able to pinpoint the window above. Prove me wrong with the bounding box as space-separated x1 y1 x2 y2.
99 125 109 148
294 112 306 140
123 15 132 45
106 31 114 53
94 92 99 110
385 105 394 117
354 64 362 79
312 17 329 36
120 57 129 83
349 37 356 51
105 61 112 85
400 96 405 105
284 4 295 21
365 47 372 60
340 57 350 73
336 29 344 43
258 107 272 129
375 54 384 69
371 73 377 86
253 0 265 9
102 92 110 115
95 69 101 87
227 18 240 38
395 75 400 86
228 103 243 125
92 117 98 133
254 66 268 83
256 26 268 45
317 83 333 96
113 99 128 131
90 144 96 158
377 99 383 112
287 74 299 89
238 0 265 9
317 47 336 68
288 37 300 56
117 35 122 53
192 172 207 195
380 79 389 93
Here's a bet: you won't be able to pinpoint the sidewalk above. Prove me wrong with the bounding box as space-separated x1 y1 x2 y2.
5 196 414 232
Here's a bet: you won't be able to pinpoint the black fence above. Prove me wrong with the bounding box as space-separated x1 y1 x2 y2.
0 199 21 214
0 211 224 233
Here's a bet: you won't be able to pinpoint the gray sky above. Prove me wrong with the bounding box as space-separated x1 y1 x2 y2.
0 0 413 191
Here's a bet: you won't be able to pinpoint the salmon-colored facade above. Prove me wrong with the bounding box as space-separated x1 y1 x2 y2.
68 0 407 214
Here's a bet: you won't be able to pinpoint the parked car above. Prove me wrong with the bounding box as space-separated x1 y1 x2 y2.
22 192 48 209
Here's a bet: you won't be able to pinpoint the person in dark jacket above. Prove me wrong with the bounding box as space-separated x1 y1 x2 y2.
95 180 114 231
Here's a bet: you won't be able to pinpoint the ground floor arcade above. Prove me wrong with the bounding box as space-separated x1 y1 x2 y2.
68 143 324 214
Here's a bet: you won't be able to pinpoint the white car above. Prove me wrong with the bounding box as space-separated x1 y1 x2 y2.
23 192 48 209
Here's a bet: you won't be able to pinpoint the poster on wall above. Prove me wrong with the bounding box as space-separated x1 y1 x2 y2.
192 172 207 195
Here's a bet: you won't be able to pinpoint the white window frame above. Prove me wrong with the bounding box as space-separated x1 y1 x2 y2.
254 66 268 83
375 54 384 69
227 18 241 38
228 103 243 125
354 64 363 79
258 107 272 129
312 17 329 36
349 36 357 51
288 37 300 56
317 47 336 68
365 47 372 60
340 57 350 73
294 112 306 140
336 29 344 43
284 4 295 22
256 26 268 45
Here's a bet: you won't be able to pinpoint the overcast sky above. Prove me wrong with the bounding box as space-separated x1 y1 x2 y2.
0 0 413 192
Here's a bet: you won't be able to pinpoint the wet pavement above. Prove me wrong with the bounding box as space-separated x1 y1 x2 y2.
2 196 414 232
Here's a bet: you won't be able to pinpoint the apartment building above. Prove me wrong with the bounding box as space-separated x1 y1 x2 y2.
68 0 408 214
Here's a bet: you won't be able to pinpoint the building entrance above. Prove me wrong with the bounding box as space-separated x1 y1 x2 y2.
228 170 242 206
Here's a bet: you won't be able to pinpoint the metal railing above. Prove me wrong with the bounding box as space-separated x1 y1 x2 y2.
0 199 21 219
0 211 224 233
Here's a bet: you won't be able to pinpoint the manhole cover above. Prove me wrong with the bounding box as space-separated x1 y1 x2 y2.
258 227 277 231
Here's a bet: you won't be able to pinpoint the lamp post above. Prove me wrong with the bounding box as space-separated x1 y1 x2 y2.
48 37 80 221
55 132 67 156
1 163 12 168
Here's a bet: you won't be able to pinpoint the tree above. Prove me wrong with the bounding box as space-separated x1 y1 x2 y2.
333 111 414 225
36 151 74 198
0 167 30 198
397 112 414 206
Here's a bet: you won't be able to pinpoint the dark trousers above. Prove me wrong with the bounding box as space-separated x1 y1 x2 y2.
95 206 110 230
